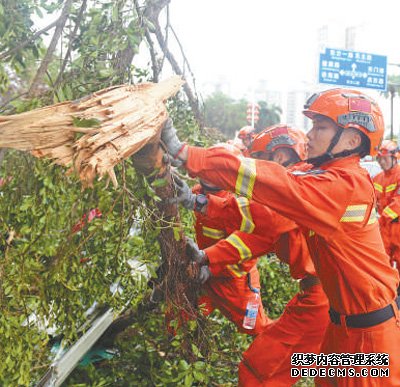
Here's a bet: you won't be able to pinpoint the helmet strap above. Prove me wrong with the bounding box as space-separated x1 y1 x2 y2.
306 127 344 166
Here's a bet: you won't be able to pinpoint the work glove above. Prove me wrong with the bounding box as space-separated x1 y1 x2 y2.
162 153 183 168
161 118 185 158
185 237 207 266
197 265 211 284
168 175 196 210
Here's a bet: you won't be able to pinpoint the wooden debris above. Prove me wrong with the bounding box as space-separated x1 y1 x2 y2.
0 76 184 187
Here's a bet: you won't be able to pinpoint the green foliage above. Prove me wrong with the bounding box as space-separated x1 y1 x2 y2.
0 150 164 384
204 91 282 138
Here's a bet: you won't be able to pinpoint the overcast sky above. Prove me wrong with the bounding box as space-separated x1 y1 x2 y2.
167 0 400 95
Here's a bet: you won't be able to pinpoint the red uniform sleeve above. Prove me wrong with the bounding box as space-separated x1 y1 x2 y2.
382 195 400 221
205 231 272 276
186 146 353 237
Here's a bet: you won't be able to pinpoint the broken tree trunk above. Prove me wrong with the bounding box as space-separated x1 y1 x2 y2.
0 76 184 188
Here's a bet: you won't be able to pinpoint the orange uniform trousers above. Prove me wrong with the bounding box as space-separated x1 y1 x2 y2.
239 283 329 386
315 313 400 386
199 265 271 335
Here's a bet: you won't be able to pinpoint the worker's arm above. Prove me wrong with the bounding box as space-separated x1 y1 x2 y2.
184 146 351 237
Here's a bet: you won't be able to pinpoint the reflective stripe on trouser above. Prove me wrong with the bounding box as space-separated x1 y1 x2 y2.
239 284 330 387
201 265 272 335
315 315 400 386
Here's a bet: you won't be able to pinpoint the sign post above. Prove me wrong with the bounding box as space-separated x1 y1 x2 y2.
318 47 387 91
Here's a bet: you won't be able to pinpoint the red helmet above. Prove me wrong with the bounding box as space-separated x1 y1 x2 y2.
238 126 255 140
377 140 400 159
249 124 307 160
303 88 384 156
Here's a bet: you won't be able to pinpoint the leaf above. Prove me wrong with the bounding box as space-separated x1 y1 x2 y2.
72 117 101 128
151 178 168 188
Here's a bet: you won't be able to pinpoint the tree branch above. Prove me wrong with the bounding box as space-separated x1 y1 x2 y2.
53 0 88 89
28 0 74 97
153 16 204 129
0 20 58 62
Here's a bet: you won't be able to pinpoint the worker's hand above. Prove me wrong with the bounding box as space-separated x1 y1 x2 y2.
161 118 185 158
185 237 207 265
162 153 183 168
391 217 399 223
169 175 196 210
197 265 211 284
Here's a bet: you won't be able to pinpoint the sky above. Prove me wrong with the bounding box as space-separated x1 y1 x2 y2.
167 0 400 94
163 0 400 134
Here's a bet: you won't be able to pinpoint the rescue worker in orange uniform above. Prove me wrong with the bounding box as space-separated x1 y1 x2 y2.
162 88 400 386
177 143 272 335
373 140 400 274
238 126 255 156
173 127 330 386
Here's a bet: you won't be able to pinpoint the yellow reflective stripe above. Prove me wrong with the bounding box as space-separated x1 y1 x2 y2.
340 204 368 223
236 197 255 233
202 226 225 240
383 206 399 220
226 234 252 263
367 208 377 225
373 182 383 193
235 157 256 199
227 264 247 278
386 184 397 193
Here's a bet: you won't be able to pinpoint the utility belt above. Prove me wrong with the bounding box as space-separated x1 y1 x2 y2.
299 275 320 291
329 296 400 328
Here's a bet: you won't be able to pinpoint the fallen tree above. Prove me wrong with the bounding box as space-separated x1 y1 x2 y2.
0 76 183 188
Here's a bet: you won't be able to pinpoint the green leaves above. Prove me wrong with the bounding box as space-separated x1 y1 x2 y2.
72 116 101 128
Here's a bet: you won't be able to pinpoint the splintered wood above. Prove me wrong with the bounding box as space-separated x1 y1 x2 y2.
0 76 184 187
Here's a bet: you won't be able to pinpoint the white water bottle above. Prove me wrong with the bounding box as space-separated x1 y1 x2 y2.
243 289 260 330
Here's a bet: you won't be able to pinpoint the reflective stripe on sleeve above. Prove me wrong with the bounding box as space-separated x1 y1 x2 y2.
226 234 252 263
367 208 378 224
373 182 383 193
235 157 256 199
235 197 255 233
340 204 368 223
386 183 397 193
227 264 247 278
383 206 399 220
202 226 225 240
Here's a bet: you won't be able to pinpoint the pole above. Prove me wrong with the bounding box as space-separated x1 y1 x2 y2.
390 89 394 140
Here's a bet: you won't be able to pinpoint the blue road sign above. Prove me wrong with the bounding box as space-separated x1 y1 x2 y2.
319 47 387 91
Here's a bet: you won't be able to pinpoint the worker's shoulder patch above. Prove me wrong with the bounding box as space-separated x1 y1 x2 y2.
290 169 326 176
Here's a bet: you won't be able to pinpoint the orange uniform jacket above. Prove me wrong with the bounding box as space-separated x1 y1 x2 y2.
203 190 316 280
186 146 400 386
373 164 400 269
186 147 399 314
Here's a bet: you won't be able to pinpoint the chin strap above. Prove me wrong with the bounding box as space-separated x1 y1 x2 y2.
306 127 353 167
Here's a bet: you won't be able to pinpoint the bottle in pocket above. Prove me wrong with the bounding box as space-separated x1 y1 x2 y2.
243 289 260 330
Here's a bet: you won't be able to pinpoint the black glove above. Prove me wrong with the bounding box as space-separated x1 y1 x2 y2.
391 217 399 223
197 265 211 284
168 175 196 210
185 237 207 265
161 118 185 158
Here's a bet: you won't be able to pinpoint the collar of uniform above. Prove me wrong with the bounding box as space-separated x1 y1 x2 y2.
319 155 361 170
383 163 400 176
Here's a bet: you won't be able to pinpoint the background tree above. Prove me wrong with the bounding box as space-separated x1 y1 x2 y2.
381 75 400 140
204 91 282 138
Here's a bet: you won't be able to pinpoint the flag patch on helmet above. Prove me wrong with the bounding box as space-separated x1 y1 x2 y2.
349 98 371 113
